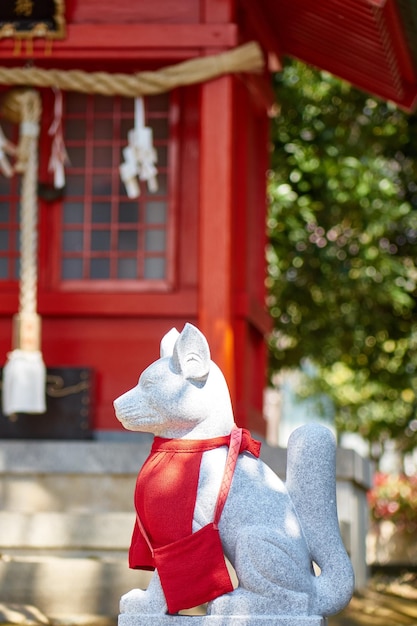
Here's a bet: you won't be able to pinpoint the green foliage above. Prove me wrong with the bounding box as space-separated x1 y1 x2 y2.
267 61 417 454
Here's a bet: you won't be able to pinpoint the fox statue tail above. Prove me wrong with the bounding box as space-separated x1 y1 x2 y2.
285 423 355 616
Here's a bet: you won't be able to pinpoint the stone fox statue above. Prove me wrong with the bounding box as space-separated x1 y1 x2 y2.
113 323 354 618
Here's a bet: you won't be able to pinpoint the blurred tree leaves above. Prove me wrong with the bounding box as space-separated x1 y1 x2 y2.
267 60 417 456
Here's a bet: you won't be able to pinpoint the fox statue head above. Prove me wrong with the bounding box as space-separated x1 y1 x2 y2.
113 323 235 439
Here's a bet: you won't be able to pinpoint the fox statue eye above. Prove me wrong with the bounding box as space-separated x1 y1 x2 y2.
139 375 153 390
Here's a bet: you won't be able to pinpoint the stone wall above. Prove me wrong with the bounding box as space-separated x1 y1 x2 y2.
0 437 372 617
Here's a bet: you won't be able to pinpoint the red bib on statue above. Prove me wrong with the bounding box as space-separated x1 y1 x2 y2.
129 428 261 613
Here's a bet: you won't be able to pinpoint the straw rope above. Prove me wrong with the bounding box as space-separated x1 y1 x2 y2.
0 41 264 97
1 89 41 316
18 92 40 316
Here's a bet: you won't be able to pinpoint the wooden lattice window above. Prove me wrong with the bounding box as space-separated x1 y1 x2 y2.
57 91 172 291
0 91 174 294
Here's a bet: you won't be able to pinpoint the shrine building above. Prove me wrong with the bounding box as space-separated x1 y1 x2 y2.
0 0 416 439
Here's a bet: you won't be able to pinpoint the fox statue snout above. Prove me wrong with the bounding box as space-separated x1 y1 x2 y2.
114 323 354 619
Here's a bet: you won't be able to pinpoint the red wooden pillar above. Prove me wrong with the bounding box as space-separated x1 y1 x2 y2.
198 75 235 400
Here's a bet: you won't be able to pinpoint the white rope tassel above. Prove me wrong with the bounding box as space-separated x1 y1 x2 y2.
2 348 46 415
2 89 46 416
119 97 158 198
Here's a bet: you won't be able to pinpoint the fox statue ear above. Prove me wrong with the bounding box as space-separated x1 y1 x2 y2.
160 328 180 358
171 323 210 383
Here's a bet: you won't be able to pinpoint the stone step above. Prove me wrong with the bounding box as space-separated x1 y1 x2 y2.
0 512 135 554
0 603 116 626
0 474 136 513
0 439 149 515
0 556 151 618
0 603 49 626
0 440 152 475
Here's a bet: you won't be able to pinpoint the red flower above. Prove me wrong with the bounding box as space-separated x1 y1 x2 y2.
367 472 417 532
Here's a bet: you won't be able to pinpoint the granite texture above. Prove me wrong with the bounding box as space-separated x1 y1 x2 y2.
118 615 327 626
114 323 354 619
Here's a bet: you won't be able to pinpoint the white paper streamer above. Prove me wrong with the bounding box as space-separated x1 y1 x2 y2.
48 88 69 189
119 97 158 198
0 125 16 178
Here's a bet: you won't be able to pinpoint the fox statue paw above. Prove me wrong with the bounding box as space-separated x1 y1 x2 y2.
120 576 168 615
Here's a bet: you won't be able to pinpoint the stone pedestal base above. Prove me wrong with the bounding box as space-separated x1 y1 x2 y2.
119 614 327 626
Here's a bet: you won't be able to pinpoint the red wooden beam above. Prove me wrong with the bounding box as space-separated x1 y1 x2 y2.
0 24 238 60
0 291 197 317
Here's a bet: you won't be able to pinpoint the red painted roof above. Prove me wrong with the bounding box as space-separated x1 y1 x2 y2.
261 0 417 111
